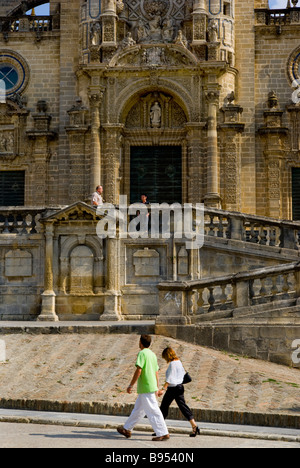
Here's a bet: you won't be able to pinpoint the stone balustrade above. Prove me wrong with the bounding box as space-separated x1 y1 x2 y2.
203 207 300 250
255 6 300 26
0 207 44 235
0 15 55 34
1 205 300 250
158 261 300 324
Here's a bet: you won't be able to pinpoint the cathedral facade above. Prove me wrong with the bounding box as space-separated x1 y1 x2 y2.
1 0 300 335
1 0 300 217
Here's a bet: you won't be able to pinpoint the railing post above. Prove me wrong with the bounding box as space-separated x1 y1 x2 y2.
295 267 300 304
228 214 244 241
281 223 297 250
234 279 251 308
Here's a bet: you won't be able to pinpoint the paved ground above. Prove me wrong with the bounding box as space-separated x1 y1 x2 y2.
0 421 299 449
0 330 299 420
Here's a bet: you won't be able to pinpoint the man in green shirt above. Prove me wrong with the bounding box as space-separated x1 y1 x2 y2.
117 335 170 442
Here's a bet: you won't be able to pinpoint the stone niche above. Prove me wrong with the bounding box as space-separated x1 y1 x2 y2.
69 245 94 294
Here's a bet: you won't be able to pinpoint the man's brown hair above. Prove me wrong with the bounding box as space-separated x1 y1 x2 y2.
140 334 152 348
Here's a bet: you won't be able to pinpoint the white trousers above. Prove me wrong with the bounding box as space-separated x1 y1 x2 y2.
124 393 169 437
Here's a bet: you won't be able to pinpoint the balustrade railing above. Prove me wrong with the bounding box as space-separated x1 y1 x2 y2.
255 7 300 26
159 262 300 321
0 208 44 235
0 16 54 34
0 204 300 252
204 208 300 250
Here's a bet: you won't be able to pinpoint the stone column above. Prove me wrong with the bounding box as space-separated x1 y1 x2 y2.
38 223 59 321
100 0 118 61
101 236 123 321
89 90 104 195
192 0 207 43
102 0 117 15
204 88 221 208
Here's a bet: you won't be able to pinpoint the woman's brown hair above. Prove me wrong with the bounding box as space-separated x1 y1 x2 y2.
162 347 179 363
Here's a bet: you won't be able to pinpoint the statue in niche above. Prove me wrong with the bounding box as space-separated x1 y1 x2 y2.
208 19 219 43
148 14 163 42
91 22 101 46
162 16 175 42
150 101 162 128
136 19 148 43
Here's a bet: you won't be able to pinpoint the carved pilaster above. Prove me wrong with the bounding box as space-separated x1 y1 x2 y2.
220 103 244 211
258 92 288 218
38 223 59 322
66 99 89 203
100 0 118 61
26 100 57 206
102 123 124 204
88 89 104 195
204 87 221 208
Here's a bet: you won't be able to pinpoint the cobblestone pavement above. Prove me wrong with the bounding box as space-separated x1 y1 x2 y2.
0 333 299 418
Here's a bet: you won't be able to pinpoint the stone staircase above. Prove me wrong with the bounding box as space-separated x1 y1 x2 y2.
156 209 300 367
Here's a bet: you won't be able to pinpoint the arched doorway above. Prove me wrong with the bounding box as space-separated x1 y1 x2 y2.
122 90 188 205
130 145 182 204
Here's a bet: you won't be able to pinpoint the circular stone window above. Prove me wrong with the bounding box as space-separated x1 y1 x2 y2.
0 51 29 97
287 46 300 84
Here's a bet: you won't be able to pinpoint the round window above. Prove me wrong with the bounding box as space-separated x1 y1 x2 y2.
0 51 29 97
0 64 19 92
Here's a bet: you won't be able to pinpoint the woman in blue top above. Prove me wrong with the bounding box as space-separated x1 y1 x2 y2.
158 347 200 438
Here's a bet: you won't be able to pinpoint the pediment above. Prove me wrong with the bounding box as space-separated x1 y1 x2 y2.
109 44 198 68
42 202 103 224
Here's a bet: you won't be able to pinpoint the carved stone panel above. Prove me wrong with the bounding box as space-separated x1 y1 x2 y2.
133 248 160 276
5 249 32 277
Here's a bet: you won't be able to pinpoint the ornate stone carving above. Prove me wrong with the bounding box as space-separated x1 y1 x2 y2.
124 0 185 44
110 44 197 67
125 91 187 129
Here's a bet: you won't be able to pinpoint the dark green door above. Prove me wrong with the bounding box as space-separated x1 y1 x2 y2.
130 146 182 204
0 171 25 206
292 168 300 220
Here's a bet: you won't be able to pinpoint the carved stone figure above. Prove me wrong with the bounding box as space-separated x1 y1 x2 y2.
175 30 188 48
121 32 136 48
150 101 162 127
136 19 148 43
90 22 101 46
148 14 163 42
162 16 175 42
208 19 219 43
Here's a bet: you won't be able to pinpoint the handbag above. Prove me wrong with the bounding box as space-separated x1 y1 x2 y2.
182 372 192 384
